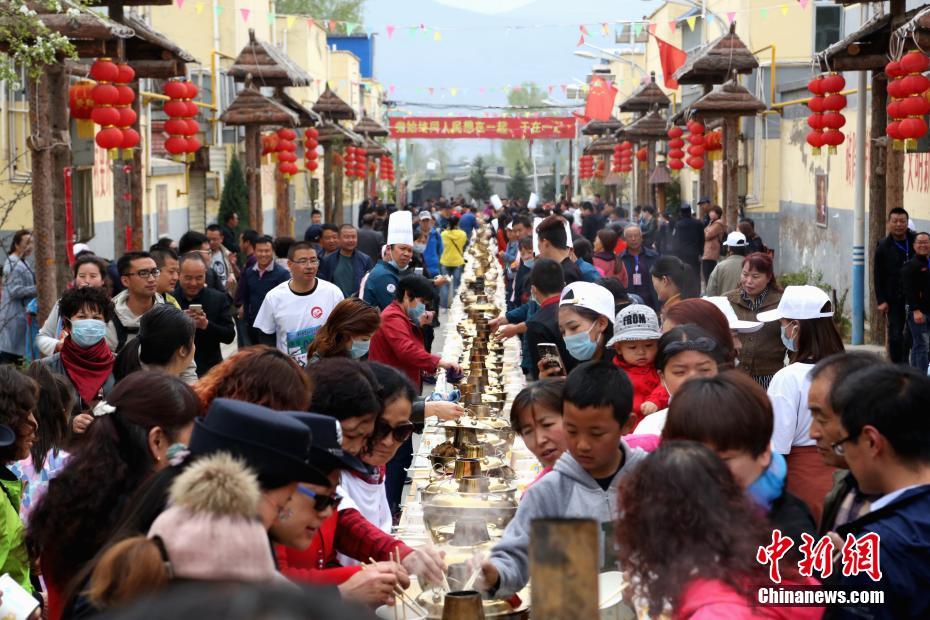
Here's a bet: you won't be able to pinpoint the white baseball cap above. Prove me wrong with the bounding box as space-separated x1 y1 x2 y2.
606 304 661 346
756 285 834 322
722 231 748 247
559 282 616 325
703 296 763 333
418 210 432 221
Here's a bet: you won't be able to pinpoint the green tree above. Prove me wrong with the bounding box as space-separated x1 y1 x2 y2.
275 0 365 34
0 1 78 83
507 160 531 202
468 156 492 201
220 155 249 227
502 82 548 175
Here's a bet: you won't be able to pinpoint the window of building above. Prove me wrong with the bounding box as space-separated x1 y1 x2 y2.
71 167 95 242
681 16 704 53
4 66 31 182
814 4 843 53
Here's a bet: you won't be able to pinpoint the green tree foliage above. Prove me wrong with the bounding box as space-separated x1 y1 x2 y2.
468 156 492 201
274 0 364 33
502 82 548 175
0 0 78 83
219 155 249 227
507 160 531 202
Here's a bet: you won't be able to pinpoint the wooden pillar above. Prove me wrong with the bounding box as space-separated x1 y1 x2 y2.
323 142 334 222
48 64 72 294
244 125 262 233
868 73 888 346
113 158 129 255
636 144 648 206
646 140 657 208
656 183 667 213
723 116 740 228
130 89 143 250
529 519 599 620
26 73 58 323
334 148 344 225
275 167 290 237
566 138 573 202
699 84 714 203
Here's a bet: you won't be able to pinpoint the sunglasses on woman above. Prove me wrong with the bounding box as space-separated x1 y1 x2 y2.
372 418 415 443
297 486 342 511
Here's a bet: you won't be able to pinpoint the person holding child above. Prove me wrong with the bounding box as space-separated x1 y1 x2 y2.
605 304 669 426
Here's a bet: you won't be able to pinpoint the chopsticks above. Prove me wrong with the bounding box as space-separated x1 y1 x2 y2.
365 554 429 619
463 564 482 590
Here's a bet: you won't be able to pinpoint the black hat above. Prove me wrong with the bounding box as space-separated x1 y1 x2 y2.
189 398 329 486
287 412 370 476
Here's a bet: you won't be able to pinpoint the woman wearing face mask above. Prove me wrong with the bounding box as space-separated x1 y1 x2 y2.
368 275 461 391
509 378 567 482
757 285 845 525
663 371 817 544
39 286 116 431
38 255 112 357
634 325 728 436
540 281 615 377
306 298 381 363
725 252 785 388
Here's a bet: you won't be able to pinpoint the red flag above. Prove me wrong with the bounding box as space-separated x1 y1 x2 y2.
584 77 617 122
653 36 686 90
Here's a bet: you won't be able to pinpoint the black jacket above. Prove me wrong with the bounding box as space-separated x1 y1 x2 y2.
175 286 235 377
874 231 916 306
357 227 385 265
525 299 576 380
560 256 582 285
619 248 660 311
768 490 816 546
671 216 705 265
581 213 605 243
220 225 240 254
902 254 930 314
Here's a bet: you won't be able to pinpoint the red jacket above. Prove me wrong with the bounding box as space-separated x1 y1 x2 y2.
674 578 823 619
276 508 414 585
368 301 440 390
612 358 669 418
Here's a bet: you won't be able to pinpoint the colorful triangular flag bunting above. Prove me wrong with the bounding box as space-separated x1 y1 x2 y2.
176 0 184 8
633 22 644 37
726 11 736 24
386 24 395 38
345 22 357 34
286 15 296 29
780 5 789 15
668 20 677 31
686 15 696 30
239 8 250 22
434 29 441 41
194 2 203 13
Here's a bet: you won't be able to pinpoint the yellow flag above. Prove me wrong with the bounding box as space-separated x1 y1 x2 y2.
434 30 441 41
286 15 296 29
195 2 203 13
686 15 696 31
450 87 458 96
780 4 789 15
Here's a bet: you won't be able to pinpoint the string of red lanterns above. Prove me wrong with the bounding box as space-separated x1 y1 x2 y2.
579 154 594 179
115 63 139 160
68 80 95 140
163 79 201 161
667 126 685 171
90 58 124 158
303 127 320 172
886 51 930 151
617 141 633 174
686 120 706 170
379 155 395 182
276 128 298 180
704 130 723 161
806 72 846 155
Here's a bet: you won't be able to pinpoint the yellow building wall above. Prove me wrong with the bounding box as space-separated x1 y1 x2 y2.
330 51 361 112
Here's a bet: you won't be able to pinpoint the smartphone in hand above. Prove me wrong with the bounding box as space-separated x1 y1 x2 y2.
537 342 566 375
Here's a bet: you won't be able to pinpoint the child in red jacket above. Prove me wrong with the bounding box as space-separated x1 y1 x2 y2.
608 304 668 427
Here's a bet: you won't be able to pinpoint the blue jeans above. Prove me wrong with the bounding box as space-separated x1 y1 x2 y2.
440 265 463 308
908 312 929 374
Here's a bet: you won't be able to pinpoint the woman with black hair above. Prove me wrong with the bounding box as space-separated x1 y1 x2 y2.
650 255 699 320
27 371 200 620
0 229 36 364
538 281 616 378
113 304 196 383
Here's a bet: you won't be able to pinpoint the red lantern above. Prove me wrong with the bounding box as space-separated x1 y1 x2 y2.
822 128 845 153
306 149 319 160
307 160 319 172
807 76 826 96
885 60 904 79
164 80 189 99
887 121 904 141
687 144 705 157
120 128 140 150
277 127 297 141
687 156 705 170
807 114 825 130
821 112 846 130
900 51 930 75
901 95 930 117
69 80 96 139
91 106 120 127
668 138 685 150
807 130 826 155
635 148 647 162
277 151 297 163
90 58 119 83
808 96 826 113
668 159 684 170
667 126 683 139
95 126 124 150
186 81 199 100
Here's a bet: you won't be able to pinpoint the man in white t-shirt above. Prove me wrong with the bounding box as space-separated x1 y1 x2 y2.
253 242 343 367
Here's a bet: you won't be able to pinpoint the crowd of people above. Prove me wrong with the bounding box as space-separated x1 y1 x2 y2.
0 193 923 619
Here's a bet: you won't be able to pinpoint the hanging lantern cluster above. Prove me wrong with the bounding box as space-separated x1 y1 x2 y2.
114 63 139 159
806 73 846 155
886 51 930 150
667 126 685 171
261 132 280 162
344 146 367 179
579 154 594 179
89 58 124 158
69 80 96 140
595 156 607 179
303 127 319 172
276 128 298 179
635 147 647 170
611 143 623 173
686 120 706 170
704 130 723 160
379 155 395 182
616 141 633 174
163 79 201 162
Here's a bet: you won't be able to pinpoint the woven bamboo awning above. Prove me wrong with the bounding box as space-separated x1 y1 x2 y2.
649 164 673 185
622 108 669 140
581 117 623 136
618 74 670 113
673 23 758 86
274 89 321 127
219 84 299 126
313 85 357 121
229 29 311 87
354 112 389 138
362 137 390 157
819 7 922 71
316 120 363 145
690 78 767 117
583 135 617 155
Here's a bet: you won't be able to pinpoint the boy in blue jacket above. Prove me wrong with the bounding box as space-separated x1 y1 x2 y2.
480 361 647 598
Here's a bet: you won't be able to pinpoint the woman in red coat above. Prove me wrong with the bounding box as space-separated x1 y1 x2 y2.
368 275 461 390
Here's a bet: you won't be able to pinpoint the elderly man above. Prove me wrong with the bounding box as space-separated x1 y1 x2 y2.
619 225 660 311
318 224 373 298
175 253 235 377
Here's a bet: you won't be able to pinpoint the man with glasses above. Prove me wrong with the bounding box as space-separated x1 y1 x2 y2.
106 251 161 352
253 242 343 367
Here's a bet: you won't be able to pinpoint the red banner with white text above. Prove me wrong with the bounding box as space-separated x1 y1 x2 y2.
389 116 577 139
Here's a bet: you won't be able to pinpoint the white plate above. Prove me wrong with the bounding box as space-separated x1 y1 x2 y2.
599 571 624 609
375 604 428 620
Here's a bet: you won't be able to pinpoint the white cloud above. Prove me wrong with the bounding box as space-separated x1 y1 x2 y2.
434 0 536 14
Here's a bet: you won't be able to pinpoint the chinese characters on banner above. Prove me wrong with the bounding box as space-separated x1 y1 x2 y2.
388 117 577 140
757 529 882 584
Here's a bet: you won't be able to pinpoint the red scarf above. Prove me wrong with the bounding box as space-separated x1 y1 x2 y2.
59 337 115 404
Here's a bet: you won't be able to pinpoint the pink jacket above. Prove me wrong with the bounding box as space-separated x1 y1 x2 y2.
675 578 824 620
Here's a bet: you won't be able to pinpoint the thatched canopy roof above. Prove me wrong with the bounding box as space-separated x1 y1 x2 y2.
690 78 767 117
313 85 356 121
219 85 298 126
354 113 389 137
673 23 758 86
583 135 617 155
274 89 321 127
581 116 623 136
618 74 670 113
819 7 922 71
649 164 673 185
362 138 390 157
603 172 622 186
622 108 669 140
229 29 311 87
316 121 363 145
